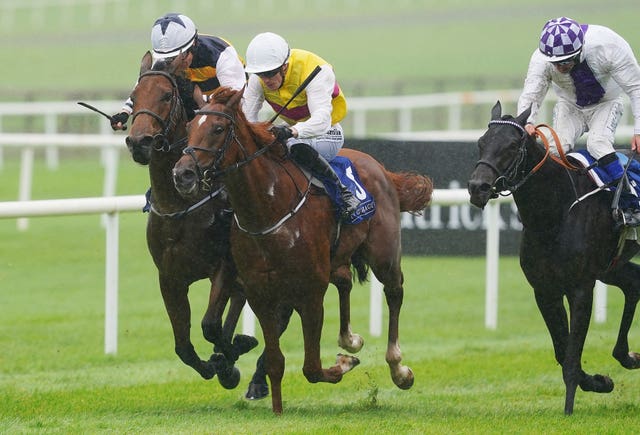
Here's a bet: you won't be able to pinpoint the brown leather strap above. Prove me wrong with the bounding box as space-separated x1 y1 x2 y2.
535 124 581 171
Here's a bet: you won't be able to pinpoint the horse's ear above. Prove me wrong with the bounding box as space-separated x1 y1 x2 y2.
516 105 532 126
193 85 206 109
140 51 153 75
168 52 188 76
227 86 245 110
491 101 502 120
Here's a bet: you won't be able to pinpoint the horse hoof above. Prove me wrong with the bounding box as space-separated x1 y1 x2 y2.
218 366 241 390
336 353 360 374
620 351 640 369
338 334 364 353
579 374 614 393
245 382 269 400
393 366 415 390
233 334 259 356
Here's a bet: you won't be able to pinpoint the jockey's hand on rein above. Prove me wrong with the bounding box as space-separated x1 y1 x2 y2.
110 111 129 131
271 125 294 143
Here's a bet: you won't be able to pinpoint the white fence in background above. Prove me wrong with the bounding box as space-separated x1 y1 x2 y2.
0 90 617 352
0 190 559 355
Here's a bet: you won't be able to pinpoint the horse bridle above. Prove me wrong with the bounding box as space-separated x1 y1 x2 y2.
182 109 274 190
130 70 187 153
475 119 536 196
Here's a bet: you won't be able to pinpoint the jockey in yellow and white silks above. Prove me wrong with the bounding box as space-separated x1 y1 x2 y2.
242 32 359 219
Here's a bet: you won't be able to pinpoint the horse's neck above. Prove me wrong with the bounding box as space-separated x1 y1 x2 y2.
513 140 571 229
224 131 303 232
148 124 192 210
149 152 190 208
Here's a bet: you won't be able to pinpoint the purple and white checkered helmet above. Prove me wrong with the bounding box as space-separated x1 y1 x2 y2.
538 17 584 61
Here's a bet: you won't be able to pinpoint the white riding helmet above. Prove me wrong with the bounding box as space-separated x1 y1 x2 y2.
151 13 197 60
245 32 290 74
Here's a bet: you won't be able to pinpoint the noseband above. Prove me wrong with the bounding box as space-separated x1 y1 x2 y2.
130 70 187 152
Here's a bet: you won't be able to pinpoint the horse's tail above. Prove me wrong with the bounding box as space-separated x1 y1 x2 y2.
351 251 370 285
386 170 434 212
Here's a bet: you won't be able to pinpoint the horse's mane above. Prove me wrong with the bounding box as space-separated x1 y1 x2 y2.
209 87 283 154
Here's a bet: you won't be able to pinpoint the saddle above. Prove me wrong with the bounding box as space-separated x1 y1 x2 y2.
568 150 640 210
303 156 376 225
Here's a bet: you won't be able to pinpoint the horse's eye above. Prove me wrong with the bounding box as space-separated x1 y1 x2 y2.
161 92 172 102
214 125 225 134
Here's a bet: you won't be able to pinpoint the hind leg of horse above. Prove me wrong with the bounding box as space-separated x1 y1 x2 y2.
370 259 414 390
332 266 364 353
601 262 640 369
299 295 360 385
245 305 294 400
159 274 215 380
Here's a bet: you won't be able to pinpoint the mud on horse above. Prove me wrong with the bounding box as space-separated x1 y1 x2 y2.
125 52 257 388
468 101 640 415
173 86 432 414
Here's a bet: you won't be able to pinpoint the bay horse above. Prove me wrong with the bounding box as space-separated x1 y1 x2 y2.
468 101 640 415
125 52 257 388
172 87 432 414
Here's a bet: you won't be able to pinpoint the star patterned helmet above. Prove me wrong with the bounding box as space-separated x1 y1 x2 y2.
151 13 197 61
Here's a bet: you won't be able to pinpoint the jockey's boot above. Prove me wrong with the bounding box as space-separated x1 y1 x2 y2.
289 142 359 219
599 153 640 227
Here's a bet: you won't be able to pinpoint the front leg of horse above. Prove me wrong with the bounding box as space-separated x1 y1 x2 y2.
245 305 294 400
201 273 258 389
160 277 216 380
562 287 613 415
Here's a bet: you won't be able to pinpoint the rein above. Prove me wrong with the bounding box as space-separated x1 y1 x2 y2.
182 109 278 187
184 107 309 235
482 120 581 194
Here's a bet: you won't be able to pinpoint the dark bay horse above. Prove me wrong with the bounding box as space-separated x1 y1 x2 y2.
468 101 640 415
125 52 257 388
172 87 433 414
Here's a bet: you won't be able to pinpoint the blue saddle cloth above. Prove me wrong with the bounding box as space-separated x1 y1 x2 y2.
568 150 640 209
320 156 376 224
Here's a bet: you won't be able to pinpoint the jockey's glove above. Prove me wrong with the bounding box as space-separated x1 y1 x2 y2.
271 125 294 143
110 111 129 131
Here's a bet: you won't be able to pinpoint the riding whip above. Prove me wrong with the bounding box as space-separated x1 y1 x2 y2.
77 101 127 130
268 65 322 123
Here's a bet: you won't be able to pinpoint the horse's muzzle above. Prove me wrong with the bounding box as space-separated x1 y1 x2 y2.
173 166 199 198
467 178 492 210
125 135 153 165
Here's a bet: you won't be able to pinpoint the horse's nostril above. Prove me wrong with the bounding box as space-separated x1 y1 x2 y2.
126 135 153 148
174 167 197 188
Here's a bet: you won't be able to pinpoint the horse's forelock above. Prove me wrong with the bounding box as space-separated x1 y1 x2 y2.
151 60 171 72
210 87 237 104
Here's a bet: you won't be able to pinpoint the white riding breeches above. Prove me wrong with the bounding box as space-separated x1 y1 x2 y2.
285 123 344 161
550 97 624 159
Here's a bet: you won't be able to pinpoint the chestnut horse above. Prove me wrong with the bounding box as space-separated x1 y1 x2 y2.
125 52 257 388
468 101 640 415
172 87 433 414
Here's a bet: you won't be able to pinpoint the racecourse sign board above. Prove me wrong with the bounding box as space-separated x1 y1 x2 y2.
349 139 522 256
